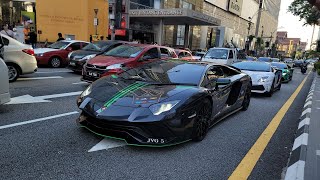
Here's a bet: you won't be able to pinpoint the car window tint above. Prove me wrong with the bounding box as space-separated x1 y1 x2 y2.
160 48 170 58
70 42 81 50
178 52 184 58
144 48 159 59
228 51 233 59
2 37 9 46
82 43 89 48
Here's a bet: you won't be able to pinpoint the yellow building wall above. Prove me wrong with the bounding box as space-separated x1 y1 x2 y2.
36 0 108 42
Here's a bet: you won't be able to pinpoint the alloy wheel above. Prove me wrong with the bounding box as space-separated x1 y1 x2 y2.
8 65 19 82
51 57 61 68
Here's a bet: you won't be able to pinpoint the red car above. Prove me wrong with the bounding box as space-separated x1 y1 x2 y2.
175 49 200 61
82 44 177 82
34 40 89 68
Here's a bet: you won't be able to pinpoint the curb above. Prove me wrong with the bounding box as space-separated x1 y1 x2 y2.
284 76 316 180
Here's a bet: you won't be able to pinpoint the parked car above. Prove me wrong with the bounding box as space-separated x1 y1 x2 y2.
233 61 282 97
1 34 37 82
82 44 177 82
284 58 294 67
257 57 272 62
271 62 294 82
77 60 252 145
0 36 10 104
201 48 245 65
293 60 304 67
34 40 89 68
271 58 280 62
175 49 199 61
67 40 134 72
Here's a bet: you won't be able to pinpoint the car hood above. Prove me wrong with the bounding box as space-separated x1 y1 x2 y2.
87 55 134 66
242 70 274 82
80 78 196 118
70 50 99 60
202 58 228 65
34 48 59 54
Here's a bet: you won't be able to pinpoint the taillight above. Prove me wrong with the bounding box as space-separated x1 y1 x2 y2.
22 49 34 56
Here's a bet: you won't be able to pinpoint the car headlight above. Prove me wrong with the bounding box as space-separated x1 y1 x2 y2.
37 53 44 57
106 64 123 70
80 85 92 98
149 100 180 115
81 54 96 60
258 76 270 83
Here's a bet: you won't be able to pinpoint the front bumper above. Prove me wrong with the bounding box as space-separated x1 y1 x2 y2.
35 56 50 65
281 73 290 82
77 111 193 147
251 81 272 93
67 59 85 72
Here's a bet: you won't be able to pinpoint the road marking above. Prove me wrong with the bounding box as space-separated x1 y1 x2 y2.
298 118 310 129
292 133 309 151
303 101 312 108
284 161 305 180
0 111 79 130
301 108 311 116
18 76 63 81
72 82 88 85
228 74 309 180
35 71 72 74
88 138 126 152
6 91 82 105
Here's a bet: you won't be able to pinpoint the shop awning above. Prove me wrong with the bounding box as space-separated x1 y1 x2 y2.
129 8 221 26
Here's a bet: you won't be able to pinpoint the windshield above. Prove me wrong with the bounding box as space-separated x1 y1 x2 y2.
83 41 110 52
120 61 205 85
104 45 143 58
271 63 287 69
48 41 70 49
246 57 255 61
233 62 271 72
271 58 280 62
204 49 228 59
258 57 271 62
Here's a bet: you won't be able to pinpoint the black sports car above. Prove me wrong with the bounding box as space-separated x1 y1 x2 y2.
76 60 252 146
67 40 133 72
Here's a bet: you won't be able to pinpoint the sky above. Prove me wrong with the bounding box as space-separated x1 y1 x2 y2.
277 0 319 49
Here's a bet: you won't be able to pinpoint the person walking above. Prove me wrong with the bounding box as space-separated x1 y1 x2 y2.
23 25 30 44
57 33 65 41
0 24 14 38
29 30 37 49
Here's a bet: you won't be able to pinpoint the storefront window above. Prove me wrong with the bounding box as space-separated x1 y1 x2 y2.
176 25 185 45
179 0 194 10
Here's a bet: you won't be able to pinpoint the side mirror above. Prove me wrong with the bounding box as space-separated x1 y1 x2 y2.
215 78 231 89
66 47 73 51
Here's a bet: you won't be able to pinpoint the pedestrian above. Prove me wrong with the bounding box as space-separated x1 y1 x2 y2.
23 25 30 44
0 24 14 38
90 35 92 43
29 30 37 49
43 39 49 48
57 33 65 41
12 28 19 40
100 36 104 40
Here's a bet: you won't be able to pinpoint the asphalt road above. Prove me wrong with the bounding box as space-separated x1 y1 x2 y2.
0 67 313 180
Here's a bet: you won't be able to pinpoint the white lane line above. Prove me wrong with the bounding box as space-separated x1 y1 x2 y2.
298 118 310 129
284 161 305 180
72 82 88 85
88 138 126 152
292 133 309 151
36 71 72 74
18 76 63 81
0 111 79 130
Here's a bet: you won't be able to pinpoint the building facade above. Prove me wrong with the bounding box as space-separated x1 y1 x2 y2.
276 31 306 58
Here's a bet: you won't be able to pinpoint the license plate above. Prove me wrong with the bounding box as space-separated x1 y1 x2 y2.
69 62 76 66
88 72 98 77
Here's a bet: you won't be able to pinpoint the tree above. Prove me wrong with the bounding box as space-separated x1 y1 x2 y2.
288 0 320 25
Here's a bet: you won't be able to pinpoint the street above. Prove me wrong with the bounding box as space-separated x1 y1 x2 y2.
0 67 313 180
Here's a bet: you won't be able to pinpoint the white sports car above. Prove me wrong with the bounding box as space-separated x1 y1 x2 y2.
233 61 282 97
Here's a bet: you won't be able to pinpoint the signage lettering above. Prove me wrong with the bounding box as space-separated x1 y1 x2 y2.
228 0 243 16
130 9 183 16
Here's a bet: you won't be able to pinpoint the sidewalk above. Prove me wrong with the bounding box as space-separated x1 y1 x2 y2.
285 72 320 180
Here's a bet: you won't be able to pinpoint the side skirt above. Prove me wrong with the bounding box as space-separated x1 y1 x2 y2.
209 107 243 128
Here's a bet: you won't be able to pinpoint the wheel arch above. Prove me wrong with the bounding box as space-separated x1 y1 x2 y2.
6 62 22 74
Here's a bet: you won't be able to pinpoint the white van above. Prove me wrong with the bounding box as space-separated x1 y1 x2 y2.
0 36 10 105
201 47 245 65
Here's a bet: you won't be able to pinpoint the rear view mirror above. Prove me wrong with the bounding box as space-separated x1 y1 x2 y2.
140 55 152 61
215 78 231 89
66 47 73 51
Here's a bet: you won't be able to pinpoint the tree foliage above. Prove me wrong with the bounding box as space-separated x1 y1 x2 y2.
288 0 320 25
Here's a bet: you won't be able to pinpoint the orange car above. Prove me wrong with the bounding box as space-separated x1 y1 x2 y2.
175 49 200 61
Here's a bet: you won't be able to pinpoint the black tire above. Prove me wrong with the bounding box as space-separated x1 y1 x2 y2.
7 64 20 82
192 99 212 142
277 82 282 90
241 84 251 111
50 57 62 68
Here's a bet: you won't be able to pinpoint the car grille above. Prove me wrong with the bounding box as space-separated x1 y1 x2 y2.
252 85 265 91
86 64 107 70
